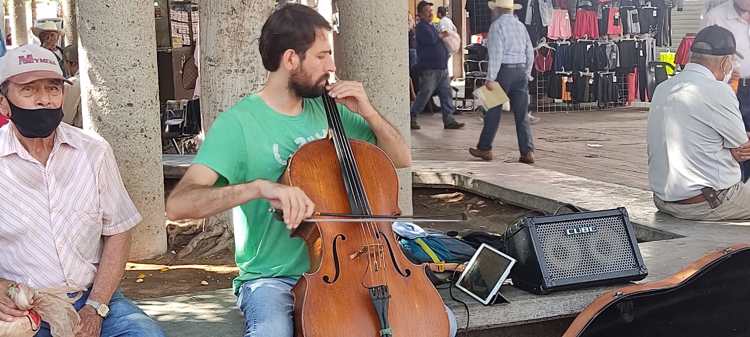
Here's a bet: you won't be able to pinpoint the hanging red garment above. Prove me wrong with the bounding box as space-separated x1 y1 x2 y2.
534 47 555 73
573 10 600 39
627 70 638 104
675 34 695 68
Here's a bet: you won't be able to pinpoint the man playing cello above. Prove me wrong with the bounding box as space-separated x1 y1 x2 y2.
165 4 457 337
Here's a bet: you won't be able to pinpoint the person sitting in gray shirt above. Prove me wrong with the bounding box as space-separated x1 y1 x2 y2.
648 25 750 221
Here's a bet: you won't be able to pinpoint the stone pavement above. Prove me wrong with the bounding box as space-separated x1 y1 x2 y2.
411 108 650 190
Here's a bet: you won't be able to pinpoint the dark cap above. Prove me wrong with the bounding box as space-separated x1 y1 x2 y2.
417 1 434 13
691 25 744 59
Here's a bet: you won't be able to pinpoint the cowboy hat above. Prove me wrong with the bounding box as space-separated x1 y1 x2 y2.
31 21 61 37
488 0 523 10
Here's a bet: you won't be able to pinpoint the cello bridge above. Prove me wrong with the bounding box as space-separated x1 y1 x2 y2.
349 244 385 260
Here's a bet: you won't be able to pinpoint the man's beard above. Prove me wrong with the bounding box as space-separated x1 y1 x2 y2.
289 68 329 98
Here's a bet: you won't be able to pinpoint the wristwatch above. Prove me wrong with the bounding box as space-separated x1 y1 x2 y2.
85 299 110 318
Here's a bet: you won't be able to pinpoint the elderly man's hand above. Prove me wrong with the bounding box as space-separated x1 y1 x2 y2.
75 306 103 337
731 142 750 162
0 279 28 322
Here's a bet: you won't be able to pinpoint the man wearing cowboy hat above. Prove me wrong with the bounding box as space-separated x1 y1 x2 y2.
0 44 165 337
32 21 67 77
469 0 536 164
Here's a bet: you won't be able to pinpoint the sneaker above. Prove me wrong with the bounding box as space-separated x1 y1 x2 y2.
528 114 541 124
519 152 535 164
469 148 493 161
444 121 465 129
410 121 421 130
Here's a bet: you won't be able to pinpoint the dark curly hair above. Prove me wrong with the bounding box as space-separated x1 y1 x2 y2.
258 4 332 72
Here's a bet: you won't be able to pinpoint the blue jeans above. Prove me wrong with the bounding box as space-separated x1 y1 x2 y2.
237 277 457 337
35 289 165 337
410 69 457 126
737 85 750 182
476 66 534 155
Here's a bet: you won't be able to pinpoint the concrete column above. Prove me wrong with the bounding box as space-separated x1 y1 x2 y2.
29 0 35 24
334 1 413 214
78 0 166 259
61 0 77 47
452 0 465 78
198 0 273 126
9 0 29 46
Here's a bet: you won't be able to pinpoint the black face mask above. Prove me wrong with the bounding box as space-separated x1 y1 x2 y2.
6 98 63 138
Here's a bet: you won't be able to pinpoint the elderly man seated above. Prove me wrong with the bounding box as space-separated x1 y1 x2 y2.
0 45 165 337
648 25 750 221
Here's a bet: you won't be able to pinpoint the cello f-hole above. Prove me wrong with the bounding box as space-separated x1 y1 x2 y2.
323 234 346 284
380 230 411 278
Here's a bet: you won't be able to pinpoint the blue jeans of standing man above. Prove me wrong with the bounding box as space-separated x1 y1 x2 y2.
410 69 458 126
237 277 458 337
35 289 165 337
476 65 534 155
737 84 750 182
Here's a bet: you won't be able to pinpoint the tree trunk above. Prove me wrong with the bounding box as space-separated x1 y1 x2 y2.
61 0 77 47
334 0 413 214
77 0 167 259
175 0 274 258
9 0 28 46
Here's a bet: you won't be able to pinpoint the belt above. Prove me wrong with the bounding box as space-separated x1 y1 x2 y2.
673 194 706 205
501 63 526 69
670 187 726 208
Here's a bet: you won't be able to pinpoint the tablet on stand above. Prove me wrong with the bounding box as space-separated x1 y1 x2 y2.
455 243 516 306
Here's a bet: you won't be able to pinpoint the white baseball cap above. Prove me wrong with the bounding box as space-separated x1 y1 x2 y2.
0 44 70 85
488 0 523 10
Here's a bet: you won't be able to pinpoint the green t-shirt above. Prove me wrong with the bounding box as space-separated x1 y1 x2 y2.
193 94 376 294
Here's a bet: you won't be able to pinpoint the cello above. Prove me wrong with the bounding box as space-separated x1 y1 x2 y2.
281 90 451 337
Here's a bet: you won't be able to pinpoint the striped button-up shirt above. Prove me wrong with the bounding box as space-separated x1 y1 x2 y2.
0 123 141 290
485 13 535 81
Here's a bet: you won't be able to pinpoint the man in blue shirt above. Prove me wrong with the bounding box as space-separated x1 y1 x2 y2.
410 1 464 130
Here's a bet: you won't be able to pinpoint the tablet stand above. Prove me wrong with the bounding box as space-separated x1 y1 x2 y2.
489 288 510 305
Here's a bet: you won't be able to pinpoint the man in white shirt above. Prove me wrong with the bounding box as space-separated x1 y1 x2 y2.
704 0 750 180
648 26 750 221
437 7 457 33
0 44 164 337
437 6 462 89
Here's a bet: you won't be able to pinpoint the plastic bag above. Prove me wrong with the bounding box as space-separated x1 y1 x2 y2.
0 283 80 337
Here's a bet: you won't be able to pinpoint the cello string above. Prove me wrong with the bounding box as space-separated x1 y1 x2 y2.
324 92 384 283
325 92 386 286
322 92 381 284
